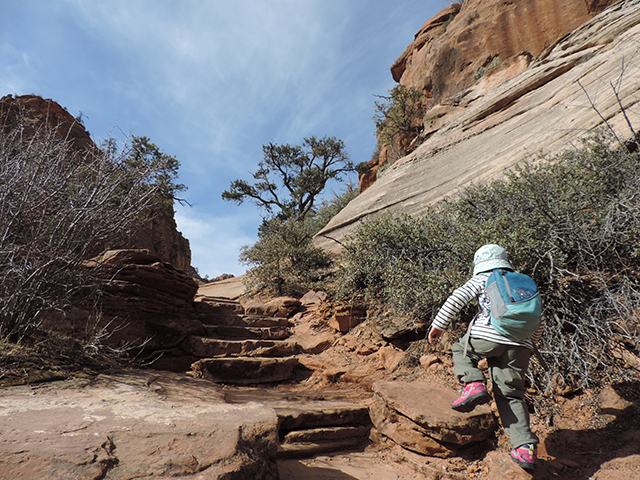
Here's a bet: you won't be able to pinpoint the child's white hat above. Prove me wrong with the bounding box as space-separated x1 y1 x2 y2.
473 244 513 275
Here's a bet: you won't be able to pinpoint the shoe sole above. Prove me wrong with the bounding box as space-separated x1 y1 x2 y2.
451 392 491 413
511 458 537 470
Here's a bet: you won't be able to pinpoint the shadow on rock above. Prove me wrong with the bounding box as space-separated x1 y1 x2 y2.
542 381 640 479
278 460 358 480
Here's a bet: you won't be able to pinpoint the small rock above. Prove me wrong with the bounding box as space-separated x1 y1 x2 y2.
378 346 404 372
300 290 327 305
419 354 440 369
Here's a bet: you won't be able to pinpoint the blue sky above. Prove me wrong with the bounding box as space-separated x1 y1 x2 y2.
1 0 449 278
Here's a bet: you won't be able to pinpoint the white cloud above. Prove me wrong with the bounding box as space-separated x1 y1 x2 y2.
2 0 451 279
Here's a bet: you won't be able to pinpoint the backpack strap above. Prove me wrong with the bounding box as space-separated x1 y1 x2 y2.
461 319 475 358
498 268 515 302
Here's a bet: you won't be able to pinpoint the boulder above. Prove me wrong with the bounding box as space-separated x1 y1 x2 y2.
300 290 328 305
287 321 337 355
196 276 247 300
328 306 367 333
242 297 302 318
370 380 496 457
0 370 279 480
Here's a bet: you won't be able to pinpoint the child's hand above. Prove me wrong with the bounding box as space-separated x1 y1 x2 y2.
428 326 443 344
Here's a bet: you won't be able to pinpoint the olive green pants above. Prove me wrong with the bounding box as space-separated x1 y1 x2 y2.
452 336 538 449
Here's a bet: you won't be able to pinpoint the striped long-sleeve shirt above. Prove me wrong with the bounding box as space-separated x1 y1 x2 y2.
431 273 544 349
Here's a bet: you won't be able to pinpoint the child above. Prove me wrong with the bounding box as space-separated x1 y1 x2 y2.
427 244 543 470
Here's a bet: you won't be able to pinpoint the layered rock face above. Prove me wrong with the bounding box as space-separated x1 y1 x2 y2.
0 94 95 151
318 0 640 253
360 0 619 191
78 250 203 352
391 0 618 104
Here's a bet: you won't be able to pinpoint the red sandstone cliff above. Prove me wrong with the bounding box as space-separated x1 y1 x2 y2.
318 0 640 253
360 0 620 191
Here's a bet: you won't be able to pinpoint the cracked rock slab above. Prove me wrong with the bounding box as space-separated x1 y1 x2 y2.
0 370 279 480
371 380 496 457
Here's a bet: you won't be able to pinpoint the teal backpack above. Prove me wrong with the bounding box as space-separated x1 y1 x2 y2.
485 269 542 340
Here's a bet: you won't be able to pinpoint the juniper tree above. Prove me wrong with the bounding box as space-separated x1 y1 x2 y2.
222 136 353 221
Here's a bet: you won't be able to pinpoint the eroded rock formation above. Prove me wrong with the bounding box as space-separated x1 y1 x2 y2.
392 0 619 103
0 371 280 480
371 380 496 457
76 250 204 350
319 0 640 253
360 0 620 191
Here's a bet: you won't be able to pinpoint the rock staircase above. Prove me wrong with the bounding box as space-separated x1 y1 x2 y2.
186 297 301 384
276 401 372 459
223 387 373 460
183 296 372 459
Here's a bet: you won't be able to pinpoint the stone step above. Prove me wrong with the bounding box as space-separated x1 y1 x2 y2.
277 437 367 459
184 336 299 358
190 356 299 384
277 405 372 458
282 425 370 444
275 402 371 432
195 299 244 316
199 314 289 328
203 324 290 340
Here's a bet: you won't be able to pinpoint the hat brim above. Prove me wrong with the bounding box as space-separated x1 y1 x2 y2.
473 258 513 275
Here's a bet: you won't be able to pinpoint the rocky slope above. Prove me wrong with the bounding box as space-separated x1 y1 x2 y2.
319 0 640 253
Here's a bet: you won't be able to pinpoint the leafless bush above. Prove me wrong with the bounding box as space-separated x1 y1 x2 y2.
0 106 175 341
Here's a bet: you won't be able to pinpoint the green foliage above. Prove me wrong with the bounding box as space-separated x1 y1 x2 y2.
240 185 358 297
240 216 332 297
373 85 425 155
442 14 456 33
464 10 479 26
125 136 186 215
337 210 472 323
339 130 640 392
226 136 356 296
222 136 354 221
473 56 501 81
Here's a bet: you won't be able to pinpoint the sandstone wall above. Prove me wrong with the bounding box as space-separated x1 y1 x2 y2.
318 0 640 254
392 0 619 103
360 0 619 191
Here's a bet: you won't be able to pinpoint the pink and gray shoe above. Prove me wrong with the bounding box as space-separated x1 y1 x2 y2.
451 381 491 412
510 443 538 470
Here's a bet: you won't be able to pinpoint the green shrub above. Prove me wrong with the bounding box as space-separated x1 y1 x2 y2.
240 216 332 297
339 130 640 392
465 10 479 26
373 85 425 156
473 56 501 81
